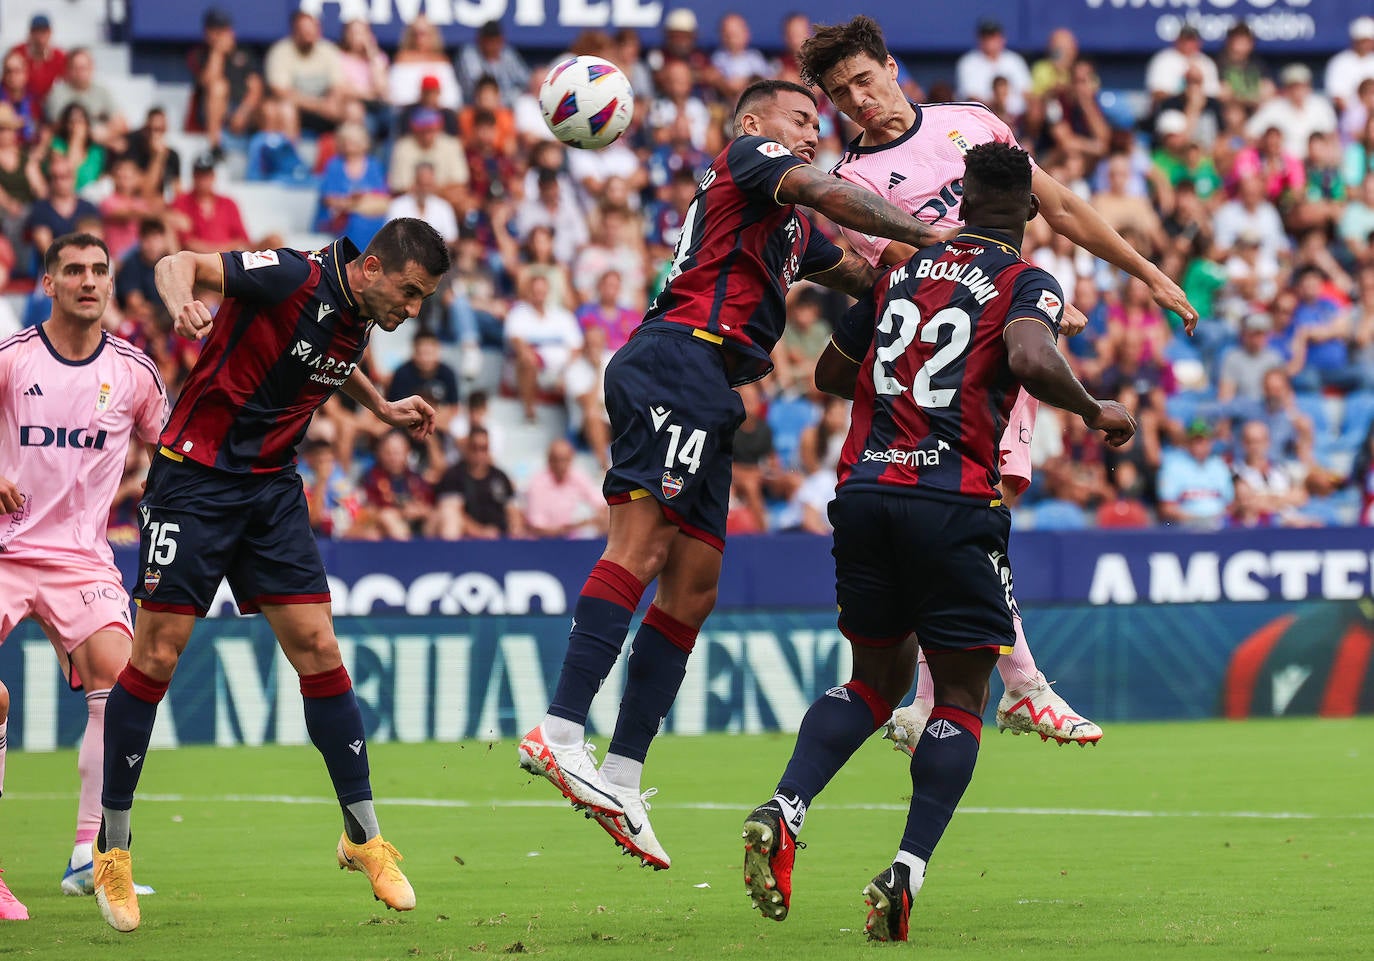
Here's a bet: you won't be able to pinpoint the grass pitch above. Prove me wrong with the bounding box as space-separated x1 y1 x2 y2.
1 719 1370 960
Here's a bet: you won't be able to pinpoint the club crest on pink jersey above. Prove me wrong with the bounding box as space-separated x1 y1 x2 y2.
97 382 112 411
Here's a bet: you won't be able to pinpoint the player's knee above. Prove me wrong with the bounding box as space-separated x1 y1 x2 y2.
284 627 341 667
132 640 182 680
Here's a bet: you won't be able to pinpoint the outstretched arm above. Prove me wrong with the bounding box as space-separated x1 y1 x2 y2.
1005 317 1135 447
777 164 940 251
805 251 883 299
1030 166 1198 332
342 366 437 440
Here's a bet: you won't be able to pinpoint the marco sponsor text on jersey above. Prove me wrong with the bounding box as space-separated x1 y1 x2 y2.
1088 547 1374 605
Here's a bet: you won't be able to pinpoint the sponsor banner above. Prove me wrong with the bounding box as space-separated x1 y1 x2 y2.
4 600 1369 751
127 0 1358 54
107 526 1374 615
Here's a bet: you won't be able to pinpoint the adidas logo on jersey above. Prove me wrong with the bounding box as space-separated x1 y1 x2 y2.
925 719 962 739
22 383 42 396
888 171 907 189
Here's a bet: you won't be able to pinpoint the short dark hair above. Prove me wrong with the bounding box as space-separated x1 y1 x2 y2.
413 329 440 345
45 232 110 275
734 79 816 127
137 217 166 238
962 142 1032 200
362 217 451 278
797 15 888 89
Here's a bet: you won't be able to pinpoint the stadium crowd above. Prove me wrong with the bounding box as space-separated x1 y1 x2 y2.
5 9 1374 537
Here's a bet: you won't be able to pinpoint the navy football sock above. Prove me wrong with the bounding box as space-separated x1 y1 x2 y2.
777 679 890 807
607 605 696 763
301 666 375 843
900 705 983 860
548 560 645 728
101 663 168 850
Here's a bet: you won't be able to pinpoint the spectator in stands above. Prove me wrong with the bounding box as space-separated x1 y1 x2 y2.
265 10 348 134
45 47 125 149
389 108 470 212
1352 268 1374 367
124 107 182 198
730 382 784 532
1345 105 1374 191
1157 419 1234 529
300 438 361 539
773 288 831 396
459 76 515 152
647 60 713 152
0 238 18 336
514 170 587 268
1145 25 1219 105
1091 153 1167 256
187 8 263 158
1324 17 1374 119
1153 65 1224 151
1247 64 1336 160
314 122 389 249
1293 131 1348 235
8 14 65 104
1214 174 1288 260
1218 312 1284 404
1350 422 1374 524
1 51 42 144
516 224 574 311
1283 265 1360 392
575 269 639 351
512 67 557 148
1044 59 1110 168
505 272 582 421
1152 113 1221 203
566 127 644 207
1030 28 1078 99
397 74 461 140
390 16 461 113
49 103 103 191
711 13 770 102
798 394 851 477
167 152 251 253
647 8 717 93
432 427 523 539
386 161 458 244
115 217 169 313
338 18 390 140
1095 461 1152 528
1259 366 1316 462
646 109 712 194
564 324 612 470
956 18 1031 120
1232 419 1312 527
245 94 310 184
572 207 645 308
446 228 506 371
463 108 520 206
387 330 459 427
24 153 98 263
446 389 504 460
100 156 160 261
361 429 433 540
456 20 529 107
0 103 41 261
1216 21 1267 109
1230 125 1304 211
522 438 606 538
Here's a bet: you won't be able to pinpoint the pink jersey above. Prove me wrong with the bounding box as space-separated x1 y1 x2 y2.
0 326 167 567
831 101 1040 487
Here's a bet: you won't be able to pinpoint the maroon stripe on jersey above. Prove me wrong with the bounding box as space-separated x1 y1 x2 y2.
108 339 166 395
956 274 1020 499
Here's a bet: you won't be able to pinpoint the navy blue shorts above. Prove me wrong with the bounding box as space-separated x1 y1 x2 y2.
830 490 1016 654
602 329 745 550
132 452 329 617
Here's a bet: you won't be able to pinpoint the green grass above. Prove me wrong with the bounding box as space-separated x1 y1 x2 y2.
1 719 1371 960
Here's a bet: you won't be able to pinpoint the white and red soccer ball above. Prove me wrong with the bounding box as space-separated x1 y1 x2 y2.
538 55 634 150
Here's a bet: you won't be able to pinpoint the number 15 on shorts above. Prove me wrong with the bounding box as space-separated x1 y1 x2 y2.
146 519 180 565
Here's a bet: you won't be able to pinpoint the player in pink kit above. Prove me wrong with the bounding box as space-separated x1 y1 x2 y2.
0 234 167 918
801 16 1200 747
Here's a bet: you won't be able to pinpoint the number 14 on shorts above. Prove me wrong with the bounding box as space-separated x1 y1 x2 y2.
664 424 705 475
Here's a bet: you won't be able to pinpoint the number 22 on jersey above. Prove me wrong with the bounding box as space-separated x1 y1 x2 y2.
872 298 972 409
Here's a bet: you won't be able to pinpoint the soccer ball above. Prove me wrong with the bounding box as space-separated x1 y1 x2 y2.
538 56 634 150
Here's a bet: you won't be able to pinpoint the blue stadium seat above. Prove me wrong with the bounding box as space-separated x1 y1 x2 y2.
1031 500 1089 530
1293 392 1332 436
1164 390 1212 425
767 396 819 471
1338 390 1374 447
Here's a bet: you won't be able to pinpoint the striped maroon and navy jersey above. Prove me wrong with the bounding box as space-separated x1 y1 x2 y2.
160 238 370 474
833 229 1065 504
639 134 844 386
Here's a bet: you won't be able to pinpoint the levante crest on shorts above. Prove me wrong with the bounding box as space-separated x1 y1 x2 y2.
661 471 684 499
143 568 161 594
